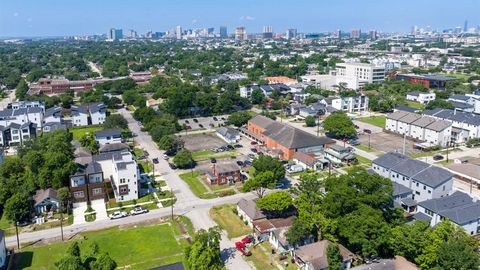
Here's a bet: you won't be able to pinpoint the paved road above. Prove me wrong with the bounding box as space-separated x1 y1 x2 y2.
7 108 253 270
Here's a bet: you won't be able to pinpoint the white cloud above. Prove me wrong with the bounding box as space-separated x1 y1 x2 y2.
240 15 255 21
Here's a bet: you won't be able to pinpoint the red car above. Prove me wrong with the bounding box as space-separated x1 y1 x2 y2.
250 141 258 145
241 235 254 244
235 241 251 256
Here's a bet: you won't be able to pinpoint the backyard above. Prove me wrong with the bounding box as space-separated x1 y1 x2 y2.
356 116 386 128
14 220 189 270
209 204 252 238
69 126 103 141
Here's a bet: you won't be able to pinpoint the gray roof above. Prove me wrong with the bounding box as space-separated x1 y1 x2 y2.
401 197 417 207
85 161 102 175
45 106 62 118
394 105 418 113
397 113 422 124
94 129 121 138
411 117 436 128
33 188 58 206
411 166 453 188
217 127 239 140
386 111 410 121
449 94 472 102
391 159 430 178
373 152 409 170
393 182 412 197
214 162 241 174
449 100 474 110
249 115 277 129
99 143 129 153
425 120 451 132
423 109 480 127
419 191 480 225
237 198 266 221
413 212 432 223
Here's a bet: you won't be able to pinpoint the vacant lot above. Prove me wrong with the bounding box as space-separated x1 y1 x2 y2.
15 221 187 270
179 172 216 199
70 126 103 141
179 133 225 152
209 204 251 238
357 131 419 156
357 116 386 128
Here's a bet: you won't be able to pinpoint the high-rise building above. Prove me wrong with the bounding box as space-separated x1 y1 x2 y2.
464 20 469 32
129 29 138 38
235 27 247 41
351 29 361 39
219 26 227 38
263 26 273 39
333 29 341 39
175 25 182 40
109 28 123 41
369 30 378 40
207 27 214 36
286 28 297 39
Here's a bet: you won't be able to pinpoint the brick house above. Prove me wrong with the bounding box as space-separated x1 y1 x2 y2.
207 163 242 185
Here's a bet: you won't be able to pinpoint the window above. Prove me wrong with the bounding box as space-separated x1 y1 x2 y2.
73 191 85 198
120 186 128 193
92 188 102 195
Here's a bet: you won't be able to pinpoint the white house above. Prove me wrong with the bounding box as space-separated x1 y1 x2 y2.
372 152 453 202
292 152 328 171
323 95 369 113
323 145 356 164
71 103 107 127
43 107 62 124
89 103 107 125
71 105 89 126
406 91 436 104
216 127 240 144
416 191 480 236
294 240 354 270
94 129 122 146
423 108 480 144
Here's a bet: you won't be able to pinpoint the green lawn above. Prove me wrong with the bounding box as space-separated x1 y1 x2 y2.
355 154 372 166
179 172 216 199
356 116 386 128
70 126 103 141
404 100 426 110
16 221 186 270
209 204 252 238
356 144 376 153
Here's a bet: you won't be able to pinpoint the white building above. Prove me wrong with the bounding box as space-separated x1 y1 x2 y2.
300 74 336 90
406 91 436 104
323 95 369 113
216 127 240 144
8 100 45 111
0 107 43 129
71 103 107 127
372 152 453 202
335 62 385 90
94 129 122 147
416 191 480 236
94 150 139 202
423 108 480 144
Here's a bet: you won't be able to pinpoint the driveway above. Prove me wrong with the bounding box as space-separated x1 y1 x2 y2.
72 202 87 225
91 199 108 221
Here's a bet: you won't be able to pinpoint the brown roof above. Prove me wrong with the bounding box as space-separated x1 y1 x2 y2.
253 216 294 234
214 163 241 174
33 188 58 206
446 163 480 180
296 240 353 270
237 199 266 221
293 152 318 166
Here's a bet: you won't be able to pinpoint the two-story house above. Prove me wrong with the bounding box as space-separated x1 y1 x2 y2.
208 163 242 185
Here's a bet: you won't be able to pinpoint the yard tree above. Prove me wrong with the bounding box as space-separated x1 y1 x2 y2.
243 171 276 198
305 115 317 127
389 221 432 263
4 191 32 223
157 135 175 150
251 88 266 104
55 255 85 270
226 111 253 127
89 253 117 270
80 133 99 155
173 149 194 169
16 78 29 100
256 191 293 214
103 114 128 130
285 217 315 246
322 112 356 139
57 187 72 213
67 242 81 257
326 244 343 270
184 227 223 270
436 237 480 270
425 99 455 110
252 155 285 182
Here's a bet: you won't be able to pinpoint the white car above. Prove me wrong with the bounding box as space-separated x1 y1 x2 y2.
130 207 149 216
162 154 169 160
109 211 128 220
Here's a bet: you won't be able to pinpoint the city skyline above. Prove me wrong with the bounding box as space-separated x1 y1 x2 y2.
1 0 479 37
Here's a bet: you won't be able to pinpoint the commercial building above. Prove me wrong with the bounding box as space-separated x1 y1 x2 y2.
240 83 291 98
28 78 95 95
235 27 247 41
351 29 361 39
109 28 123 41
385 111 452 147
335 62 385 90
219 26 228 38
286 29 297 39
175 26 182 39
263 26 273 39
246 115 335 159
395 74 457 90
372 152 453 202
406 91 436 104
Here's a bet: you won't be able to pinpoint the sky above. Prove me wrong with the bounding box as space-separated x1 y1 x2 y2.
0 0 479 37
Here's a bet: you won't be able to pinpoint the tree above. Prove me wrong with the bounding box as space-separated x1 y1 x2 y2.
256 191 292 214
80 133 99 154
227 111 253 127
243 171 276 198
252 155 285 182
173 149 194 169
326 244 343 270
4 192 32 222
67 242 81 257
89 253 117 270
251 88 266 104
184 227 223 270
285 217 315 245
16 78 29 100
55 255 85 270
157 135 175 151
323 112 356 139
305 115 317 127
425 99 455 110
389 221 432 263
436 237 480 270
57 187 71 213
103 114 128 130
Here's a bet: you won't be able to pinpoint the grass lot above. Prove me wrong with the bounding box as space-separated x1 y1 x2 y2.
179 172 216 199
246 242 297 270
70 126 103 141
439 73 471 81
356 144 376 153
16 221 186 270
191 149 236 162
209 204 252 238
355 154 372 166
357 116 386 128
0 213 73 237
404 100 426 110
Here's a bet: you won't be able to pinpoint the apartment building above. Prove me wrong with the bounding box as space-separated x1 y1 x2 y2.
406 91 436 104
240 84 291 98
335 62 385 90
372 152 453 202
385 111 452 147
323 95 369 113
70 161 105 204
71 103 107 127
0 107 41 146
7 100 45 111
423 108 480 144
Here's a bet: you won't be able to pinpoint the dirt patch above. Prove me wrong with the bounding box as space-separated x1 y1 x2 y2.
357 131 420 155
179 133 225 151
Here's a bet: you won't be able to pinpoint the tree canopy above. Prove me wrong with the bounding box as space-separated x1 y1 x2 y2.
323 112 356 139
256 191 293 214
184 227 223 270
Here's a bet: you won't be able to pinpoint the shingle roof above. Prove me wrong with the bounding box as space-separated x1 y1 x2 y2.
295 240 353 270
418 191 480 225
412 166 453 188
237 198 266 221
425 120 451 132
373 152 409 170
391 159 430 178
33 188 58 206
393 182 412 197
398 113 422 124
387 111 410 121
94 129 121 138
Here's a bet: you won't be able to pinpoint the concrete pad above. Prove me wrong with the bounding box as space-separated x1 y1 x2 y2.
91 199 108 221
72 202 87 225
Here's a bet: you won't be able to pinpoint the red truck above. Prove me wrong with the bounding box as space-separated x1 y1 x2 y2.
235 241 252 256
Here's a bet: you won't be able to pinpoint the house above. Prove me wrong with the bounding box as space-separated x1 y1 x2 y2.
415 191 480 235
448 98 475 113
71 103 107 127
89 103 107 125
33 188 60 214
42 122 66 133
393 182 416 213
43 107 62 124
7 100 45 111
99 142 129 153
0 107 44 129
207 163 242 185
406 91 436 104
0 230 6 269
323 96 369 113
372 152 453 202
240 83 291 98
246 115 335 159
71 105 89 126
394 105 421 113
237 198 266 227
324 144 356 164
70 161 106 204
298 102 327 118
294 240 354 270
350 256 418 270
423 108 480 144
265 76 298 85
216 127 240 144
94 129 122 146
293 152 328 171
0 122 37 146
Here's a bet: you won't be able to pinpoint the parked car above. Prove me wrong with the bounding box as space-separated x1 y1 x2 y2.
250 141 258 145
143 150 150 157
193 118 198 123
241 235 254 244
226 145 234 150
211 147 219 152
244 160 252 166
130 207 149 215
235 241 251 256
250 148 257 153
168 163 177 169
213 116 218 121
199 124 204 128
347 140 360 146
152 158 159 164
363 129 372 134
248 154 256 159
275 182 285 189
162 154 169 160
109 211 128 220
236 160 244 166
234 144 243 148
354 125 360 129
210 158 217 163
433 155 444 161
221 117 225 120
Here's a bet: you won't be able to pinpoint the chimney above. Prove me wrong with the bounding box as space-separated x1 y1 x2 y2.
212 164 216 175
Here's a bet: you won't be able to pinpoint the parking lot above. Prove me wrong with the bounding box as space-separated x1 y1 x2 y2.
178 115 229 131
180 132 226 152
357 131 421 156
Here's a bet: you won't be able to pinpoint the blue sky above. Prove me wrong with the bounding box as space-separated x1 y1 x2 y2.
1 0 479 37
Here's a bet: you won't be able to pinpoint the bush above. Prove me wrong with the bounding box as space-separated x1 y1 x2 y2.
232 208 238 215
305 115 317 127
466 138 480 148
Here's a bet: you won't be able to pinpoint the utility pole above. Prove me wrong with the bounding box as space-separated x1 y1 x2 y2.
368 133 371 150
171 188 174 221
402 133 406 155
14 213 19 250
316 114 320 137
60 204 64 241
446 142 449 163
